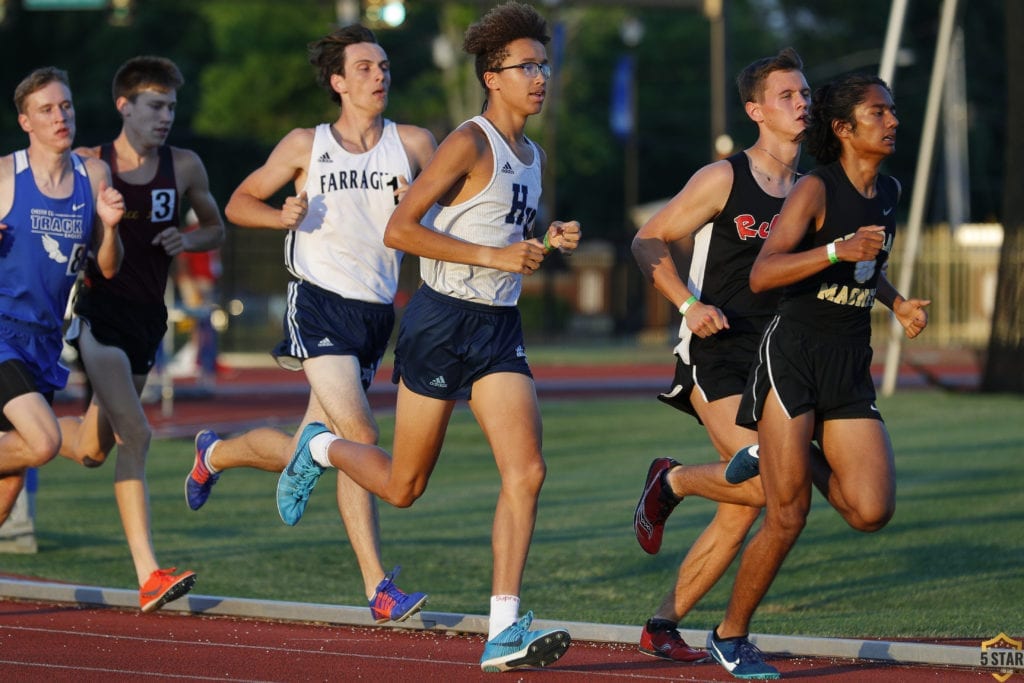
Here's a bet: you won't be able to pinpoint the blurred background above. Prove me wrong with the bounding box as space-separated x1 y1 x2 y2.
0 0 1018 392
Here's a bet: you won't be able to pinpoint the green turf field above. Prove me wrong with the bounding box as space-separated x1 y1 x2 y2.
2 389 1021 639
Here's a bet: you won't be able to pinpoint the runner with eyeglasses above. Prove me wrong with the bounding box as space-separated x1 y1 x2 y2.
273 1 580 673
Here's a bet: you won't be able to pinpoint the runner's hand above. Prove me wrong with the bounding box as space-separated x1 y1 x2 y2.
281 191 308 230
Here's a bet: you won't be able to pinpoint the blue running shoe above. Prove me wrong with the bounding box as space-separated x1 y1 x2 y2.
369 566 428 623
480 611 571 673
707 629 779 680
725 445 760 484
276 422 328 526
185 430 222 510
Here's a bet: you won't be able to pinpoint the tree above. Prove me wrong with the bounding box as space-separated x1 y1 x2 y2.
980 0 1024 393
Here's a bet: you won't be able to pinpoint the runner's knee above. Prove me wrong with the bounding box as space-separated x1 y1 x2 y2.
501 456 546 498
26 432 61 466
340 421 379 446
765 500 809 541
844 499 894 533
382 481 426 508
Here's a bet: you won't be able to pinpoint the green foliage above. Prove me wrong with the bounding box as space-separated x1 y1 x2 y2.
0 0 1009 339
192 1 335 143
5 390 1022 637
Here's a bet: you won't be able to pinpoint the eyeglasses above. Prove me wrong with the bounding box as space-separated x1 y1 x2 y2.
490 62 552 80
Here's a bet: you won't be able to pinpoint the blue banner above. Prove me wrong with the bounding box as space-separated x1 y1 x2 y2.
610 54 635 141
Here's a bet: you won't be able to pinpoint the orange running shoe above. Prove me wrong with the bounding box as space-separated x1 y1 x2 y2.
140 567 197 613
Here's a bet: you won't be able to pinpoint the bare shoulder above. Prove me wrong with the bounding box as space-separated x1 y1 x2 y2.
0 154 13 216
167 145 213 180
394 123 437 172
791 172 825 197
265 127 316 170
0 153 13 182
674 157 735 208
442 120 489 156
693 157 735 189
394 122 436 148
278 127 316 153
81 155 112 183
169 145 204 167
73 145 101 160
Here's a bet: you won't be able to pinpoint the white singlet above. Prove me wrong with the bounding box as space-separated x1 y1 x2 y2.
419 115 542 306
285 120 411 303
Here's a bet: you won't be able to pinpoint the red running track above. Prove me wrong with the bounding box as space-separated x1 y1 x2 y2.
26 353 988 680
0 599 994 682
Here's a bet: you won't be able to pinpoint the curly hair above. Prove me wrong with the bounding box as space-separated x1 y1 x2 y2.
14 66 69 114
112 56 184 102
463 1 549 89
806 73 891 165
735 47 804 104
308 24 379 105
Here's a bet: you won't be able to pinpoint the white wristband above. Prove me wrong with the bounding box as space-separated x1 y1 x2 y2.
679 295 698 315
826 242 839 264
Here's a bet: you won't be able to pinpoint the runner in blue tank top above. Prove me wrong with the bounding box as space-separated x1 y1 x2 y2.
707 74 930 680
0 67 122 526
56 57 224 613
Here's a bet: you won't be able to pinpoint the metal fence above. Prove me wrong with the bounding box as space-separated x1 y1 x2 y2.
872 223 1000 349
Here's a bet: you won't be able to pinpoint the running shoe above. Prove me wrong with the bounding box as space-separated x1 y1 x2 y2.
185 429 222 510
480 611 571 673
276 422 328 526
139 567 197 613
707 629 780 680
725 445 760 484
369 566 428 623
634 457 681 554
639 618 707 662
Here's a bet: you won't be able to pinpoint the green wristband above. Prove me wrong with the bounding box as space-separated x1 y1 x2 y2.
543 232 555 253
827 242 840 264
679 295 698 315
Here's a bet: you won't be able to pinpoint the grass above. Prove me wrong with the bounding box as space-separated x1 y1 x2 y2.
2 389 1022 640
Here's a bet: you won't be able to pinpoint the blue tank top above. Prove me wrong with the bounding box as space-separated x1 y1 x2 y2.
0 149 94 333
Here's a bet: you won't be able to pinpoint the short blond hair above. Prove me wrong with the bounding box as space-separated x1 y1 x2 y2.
14 66 69 114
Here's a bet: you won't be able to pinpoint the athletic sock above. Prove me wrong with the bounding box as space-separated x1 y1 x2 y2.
660 467 683 504
204 441 221 474
488 595 520 641
309 432 338 468
645 617 678 632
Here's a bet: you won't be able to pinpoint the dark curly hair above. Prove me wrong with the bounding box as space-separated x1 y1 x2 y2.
308 24 379 105
735 47 804 104
463 1 549 90
806 73 892 164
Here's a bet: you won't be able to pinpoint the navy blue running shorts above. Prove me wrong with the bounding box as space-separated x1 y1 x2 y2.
393 286 532 400
272 280 394 391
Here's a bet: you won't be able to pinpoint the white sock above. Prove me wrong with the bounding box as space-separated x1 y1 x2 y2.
204 441 221 473
309 432 338 468
488 595 520 640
